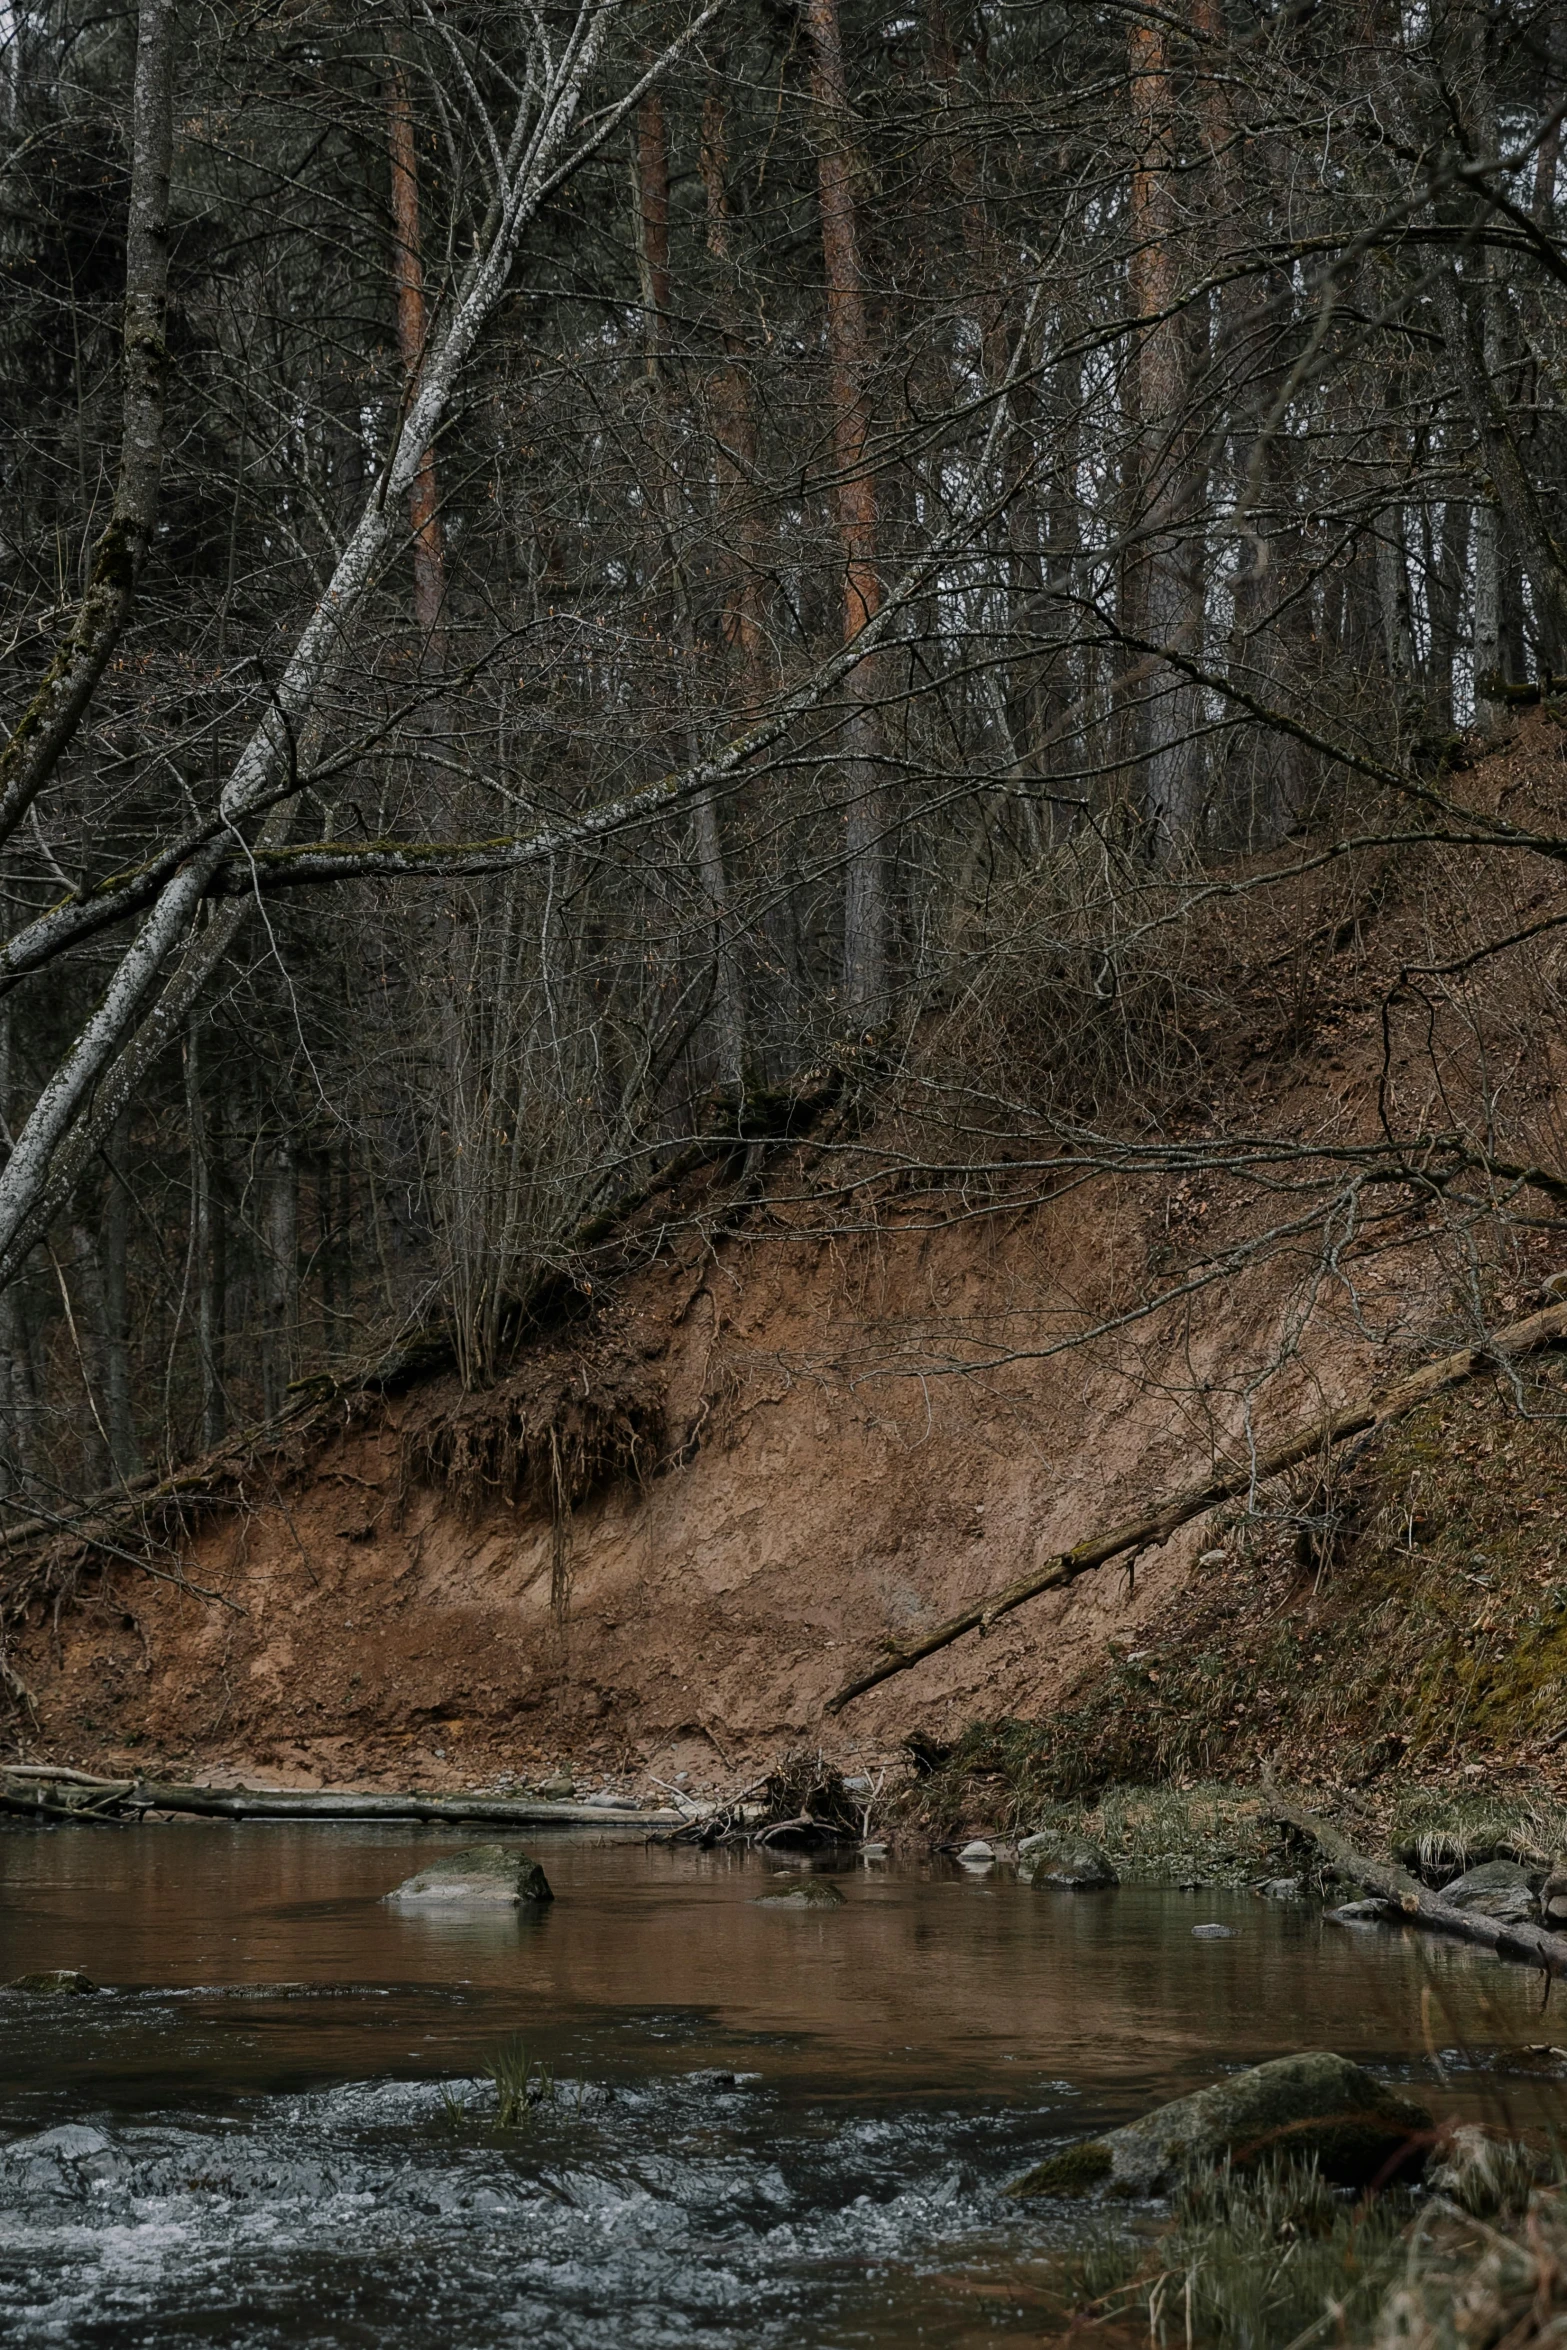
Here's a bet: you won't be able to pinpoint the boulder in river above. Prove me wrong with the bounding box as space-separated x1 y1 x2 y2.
1331 1898 1393 1924
385 1843 552 1906
1017 1834 1118 1889
753 1879 846 1908
1008 2050 1432 2198
5 1969 96 1995
1437 1859 1538 1924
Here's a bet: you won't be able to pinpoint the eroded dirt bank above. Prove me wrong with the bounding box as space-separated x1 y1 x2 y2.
1 1177 1443 1798
11 719 1567 1802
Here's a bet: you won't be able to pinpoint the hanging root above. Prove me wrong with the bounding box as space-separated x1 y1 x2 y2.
402 1354 666 1518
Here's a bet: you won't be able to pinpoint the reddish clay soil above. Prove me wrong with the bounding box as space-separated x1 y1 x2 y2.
6 1182 1425 1802
11 718 1567 1804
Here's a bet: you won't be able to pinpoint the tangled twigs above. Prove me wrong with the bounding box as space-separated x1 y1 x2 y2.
663 1749 868 1847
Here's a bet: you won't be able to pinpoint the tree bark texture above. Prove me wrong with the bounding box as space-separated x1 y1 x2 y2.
631 87 746 1086
0 0 177 847
0 1766 682 1829
804 0 887 1029
1128 10 1201 854
387 63 448 653
700 72 768 693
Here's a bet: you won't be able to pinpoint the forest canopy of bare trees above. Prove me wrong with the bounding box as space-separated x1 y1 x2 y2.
1 0 1564 1516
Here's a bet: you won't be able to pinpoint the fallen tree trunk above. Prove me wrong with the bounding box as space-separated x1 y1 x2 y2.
0 1766 680 1829
826 1295 1567 1713
1265 1789 1567 1977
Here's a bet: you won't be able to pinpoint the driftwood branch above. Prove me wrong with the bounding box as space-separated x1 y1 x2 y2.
1264 1788 1567 1978
826 1295 1567 1713
0 1765 679 1829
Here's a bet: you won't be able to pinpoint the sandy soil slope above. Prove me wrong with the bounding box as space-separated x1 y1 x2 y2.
12 718 1567 1800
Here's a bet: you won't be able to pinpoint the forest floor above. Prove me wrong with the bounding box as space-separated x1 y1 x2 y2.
8 714 1567 1846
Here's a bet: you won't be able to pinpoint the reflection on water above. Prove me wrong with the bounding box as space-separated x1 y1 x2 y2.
0 1821 1562 2346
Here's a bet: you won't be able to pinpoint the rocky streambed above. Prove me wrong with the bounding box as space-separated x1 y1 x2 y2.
2 1822 1566 2347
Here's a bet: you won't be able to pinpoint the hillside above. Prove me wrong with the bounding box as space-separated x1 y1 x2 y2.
8 715 1567 1808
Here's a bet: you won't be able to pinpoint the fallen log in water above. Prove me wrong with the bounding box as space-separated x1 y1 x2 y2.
1263 1788 1567 1978
825 1294 1567 1713
0 1765 681 1829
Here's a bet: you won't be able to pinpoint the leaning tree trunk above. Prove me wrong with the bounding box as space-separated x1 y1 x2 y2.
0 0 668 1286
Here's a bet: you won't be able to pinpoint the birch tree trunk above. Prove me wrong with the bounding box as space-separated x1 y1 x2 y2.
0 0 715 1287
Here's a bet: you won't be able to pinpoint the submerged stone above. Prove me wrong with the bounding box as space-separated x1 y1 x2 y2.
5 1969 96 1995
1438 1860 1538 1924
753 1879 846 1908
1008 2050 1432 2199
385 1843 552 1906
1191 1923 1239 1938
1017 1834 1118 1890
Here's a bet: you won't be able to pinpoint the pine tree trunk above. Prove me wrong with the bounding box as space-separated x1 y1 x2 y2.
387 62 447 656
631 81 747 1090
1128 10 1201 855
102 1110 141 1479
260 1130 297 1420
699 70 767 701
0 0 177 845
805 0 887 1030
187 1023 227 1449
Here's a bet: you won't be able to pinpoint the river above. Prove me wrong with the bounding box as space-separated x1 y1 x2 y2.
0 1821 1560 2346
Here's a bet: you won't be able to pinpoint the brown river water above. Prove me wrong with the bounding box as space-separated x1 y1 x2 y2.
0 1822 1563 2347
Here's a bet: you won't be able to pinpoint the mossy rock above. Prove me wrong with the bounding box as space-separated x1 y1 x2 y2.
1009 2052 1432 2199
6 1969 96 1996
385 1842 553 1906
1017 1834 1118 1889
753 1879 846 1908
1019 2139 1115 2195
